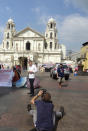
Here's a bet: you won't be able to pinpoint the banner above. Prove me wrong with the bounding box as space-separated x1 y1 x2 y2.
0 70 13 87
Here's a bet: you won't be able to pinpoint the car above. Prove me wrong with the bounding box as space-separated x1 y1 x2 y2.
40 64 54 72
44 64 54 72
50 63 70 80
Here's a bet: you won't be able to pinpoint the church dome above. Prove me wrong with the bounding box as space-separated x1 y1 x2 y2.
48 18 56 23
8 18 14 23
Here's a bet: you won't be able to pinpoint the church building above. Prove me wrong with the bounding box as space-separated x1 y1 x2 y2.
0 18 66 69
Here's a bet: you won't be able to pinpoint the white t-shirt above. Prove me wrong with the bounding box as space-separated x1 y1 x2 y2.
28 64 37 79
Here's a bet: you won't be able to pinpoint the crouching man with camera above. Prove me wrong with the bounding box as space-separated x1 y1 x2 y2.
28 90 64 131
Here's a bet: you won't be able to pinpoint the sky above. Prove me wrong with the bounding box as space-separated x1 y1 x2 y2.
0 0 88 52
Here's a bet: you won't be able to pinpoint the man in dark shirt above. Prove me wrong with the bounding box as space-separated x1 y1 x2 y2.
29 90 64 131
57 64 64 88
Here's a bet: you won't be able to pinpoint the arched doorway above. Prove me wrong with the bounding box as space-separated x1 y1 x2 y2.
19 57 28 70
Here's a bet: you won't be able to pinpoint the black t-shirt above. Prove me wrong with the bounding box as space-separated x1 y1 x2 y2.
35 100 53 130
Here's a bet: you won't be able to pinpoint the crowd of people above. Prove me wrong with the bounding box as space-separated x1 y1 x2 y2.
0 64 23 87
0 61 68 131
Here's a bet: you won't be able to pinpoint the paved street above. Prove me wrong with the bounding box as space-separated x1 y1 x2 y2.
0 72 88 131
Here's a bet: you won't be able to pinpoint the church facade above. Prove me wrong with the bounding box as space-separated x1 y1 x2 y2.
0 18 66 69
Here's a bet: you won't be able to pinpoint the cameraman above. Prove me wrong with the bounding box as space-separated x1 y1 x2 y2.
28 90 64 131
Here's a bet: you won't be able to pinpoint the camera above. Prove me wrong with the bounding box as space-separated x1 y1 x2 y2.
27 104 31 112
41 89 47 96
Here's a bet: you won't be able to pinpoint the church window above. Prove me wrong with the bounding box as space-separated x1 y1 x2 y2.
50 32 53 38
44 42 47 49
55 33 56 37
11 25 13 29
46 34 48 37
50 23 52 28
8 24 10 29
16 43 18 51
50 42 52 49
7 42 9 49
55 43 57 49
7 33 9 39
12 42 13 47
26 41 31 50
38 43 41 51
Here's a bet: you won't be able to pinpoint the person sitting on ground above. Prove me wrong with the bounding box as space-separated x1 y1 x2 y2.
16 65 21 74
28 90 64 131
12 67 20 83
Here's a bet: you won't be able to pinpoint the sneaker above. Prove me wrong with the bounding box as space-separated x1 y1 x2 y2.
59 106 65 118
27 104 32 112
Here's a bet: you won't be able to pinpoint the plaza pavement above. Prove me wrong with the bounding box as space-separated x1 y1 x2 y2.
0 71 88 131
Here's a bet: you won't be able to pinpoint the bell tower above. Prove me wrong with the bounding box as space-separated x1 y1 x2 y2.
45 18 58 51
3 19 16 50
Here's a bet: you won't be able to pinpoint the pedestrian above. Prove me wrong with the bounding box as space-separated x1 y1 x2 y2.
28 60 37 97
57 63 64 88
28 90 64 131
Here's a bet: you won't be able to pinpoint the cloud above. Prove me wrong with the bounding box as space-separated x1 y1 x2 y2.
37 13 88 51
38 14 62 26
31 7 41 14
5 6 11 12
38 15 49 25
57 14 88 51
35 12 88 51
64 0 88 13
0 6 12 14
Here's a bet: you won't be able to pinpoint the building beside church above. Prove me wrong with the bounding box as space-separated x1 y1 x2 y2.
0 18 66 69
80 42 88 71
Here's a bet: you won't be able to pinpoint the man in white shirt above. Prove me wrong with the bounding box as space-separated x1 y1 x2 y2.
28 60 37 97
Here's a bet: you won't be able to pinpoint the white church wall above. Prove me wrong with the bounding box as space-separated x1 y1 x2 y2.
0 18 66 66
18 30 41 38
43 55 61 64
36 41 44 52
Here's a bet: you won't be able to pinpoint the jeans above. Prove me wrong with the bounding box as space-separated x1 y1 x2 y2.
29 78 35 94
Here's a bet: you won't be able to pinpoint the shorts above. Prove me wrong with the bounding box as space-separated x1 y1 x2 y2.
57 77 63 83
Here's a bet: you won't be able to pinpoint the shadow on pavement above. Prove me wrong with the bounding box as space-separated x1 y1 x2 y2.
62 84 68 87
0 87 20 98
